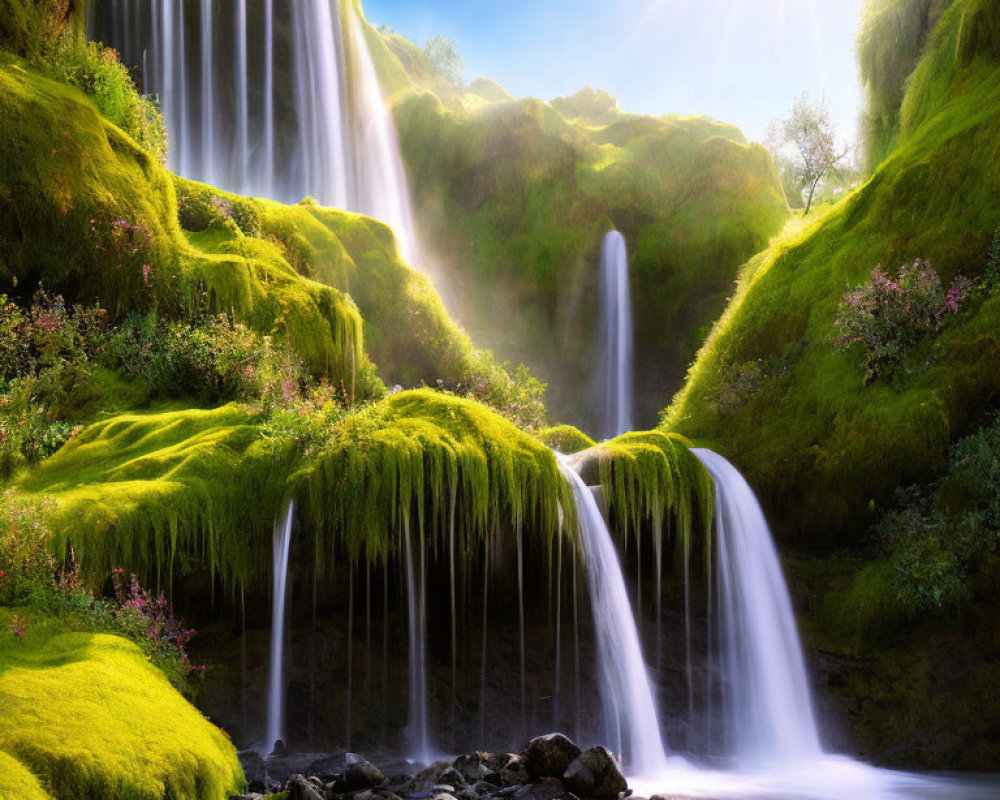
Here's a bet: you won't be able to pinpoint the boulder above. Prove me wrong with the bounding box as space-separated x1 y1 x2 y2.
238 750 280 795
287 773 327 800
514 777 579 800
562 748 627 800
498 754 529 787
438 767 469 788
524 734 582 780
343 753 388 789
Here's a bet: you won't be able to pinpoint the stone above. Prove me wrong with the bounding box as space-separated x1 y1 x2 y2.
230 794 266 800
523 733 582 780
238 750 280 795
343 753 388 789
287 773 326 800
513 777 579 800
438 767 469 788
308 754 350 781
562 747 627 800
408 761 453 792
453 753 490 785
498 754 529 787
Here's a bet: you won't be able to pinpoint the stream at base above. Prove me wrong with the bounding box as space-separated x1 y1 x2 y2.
630 755 1000 800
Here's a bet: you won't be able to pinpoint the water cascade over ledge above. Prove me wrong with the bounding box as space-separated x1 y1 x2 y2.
597 231 634 439
691 449 821 763
558 455 668 774
91 0 419 262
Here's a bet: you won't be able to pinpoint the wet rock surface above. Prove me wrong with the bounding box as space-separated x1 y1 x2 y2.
233 733 634 800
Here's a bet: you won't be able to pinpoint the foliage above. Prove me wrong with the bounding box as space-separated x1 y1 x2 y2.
834 260 971 383
0 0 69 60
857 0 948 170
49 35 166 160
873 415 1000 612
771 93 851 214
0 494 54 605
453 350 548 432
422 35 464 86
986 226 1000 289
664 0 1000 545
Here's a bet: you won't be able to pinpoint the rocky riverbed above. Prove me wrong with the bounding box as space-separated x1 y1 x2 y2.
232 733 703 800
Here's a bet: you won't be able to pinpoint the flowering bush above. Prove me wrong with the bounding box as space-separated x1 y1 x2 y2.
454 351 547 432
0 495 56 605
834 260 972 383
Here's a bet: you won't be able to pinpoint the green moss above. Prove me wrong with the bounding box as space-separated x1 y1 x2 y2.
537 424 595 454
0 751 52 800
390 81 788 431
0 610 244 800
293 389 570 569
664 0 1000 545
596 431 715 563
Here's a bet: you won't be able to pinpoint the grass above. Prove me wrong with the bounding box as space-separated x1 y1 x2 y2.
0 609 244 800
663 0 1000 547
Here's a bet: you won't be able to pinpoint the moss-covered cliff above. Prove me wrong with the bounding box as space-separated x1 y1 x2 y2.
367 24 790 433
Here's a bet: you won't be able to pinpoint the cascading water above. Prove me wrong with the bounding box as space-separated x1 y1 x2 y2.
597 231 634 440
558 456 668 774
691 449 821 763
402 519 433 763
93 0 419 263
262 500 295 755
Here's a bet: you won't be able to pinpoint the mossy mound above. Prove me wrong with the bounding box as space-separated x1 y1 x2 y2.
0 46 488 394
16 390 568 592
0 611 244 800
537 424 595 454
376 32 789 434
664 0 1000 547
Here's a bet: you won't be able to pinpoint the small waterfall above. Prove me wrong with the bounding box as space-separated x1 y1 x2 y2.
598 231 634 440
692 449 822 763
262 500 295 755
95 1 420 263
558 456 668 774
402 519 432 762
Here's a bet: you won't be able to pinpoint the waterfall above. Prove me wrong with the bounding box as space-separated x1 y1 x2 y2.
95 0 420 263
692 449 822 763
598 231 634 440
262 500 295 755
558 456 668 774
402 519 432 763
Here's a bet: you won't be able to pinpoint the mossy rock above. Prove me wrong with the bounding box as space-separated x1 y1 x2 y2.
538 424 595 454
664 0 1000 546
0 611 245 800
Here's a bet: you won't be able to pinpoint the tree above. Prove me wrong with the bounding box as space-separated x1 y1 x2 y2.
772 93 851 215
422 35 464 87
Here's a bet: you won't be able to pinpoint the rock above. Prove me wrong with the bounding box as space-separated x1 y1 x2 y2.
408 761 452 792
433 785 458 794
308 754 350 781
562 747 627 800
524 733 582 780
513 777 579 800
238 750 280 794
287 773 327 800
230 794 266 800
498 754 529 788
438 767 469 788
433 793 459 800
453 754 490 785
343 753 388 789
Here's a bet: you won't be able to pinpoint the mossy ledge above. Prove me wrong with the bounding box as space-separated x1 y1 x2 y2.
0 610 245 800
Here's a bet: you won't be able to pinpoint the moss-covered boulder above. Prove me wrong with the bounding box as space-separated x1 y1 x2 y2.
664 0 1000 547
0 611 245 800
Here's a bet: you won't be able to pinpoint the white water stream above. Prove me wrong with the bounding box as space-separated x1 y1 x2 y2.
262 500 294 755
597 231 634 440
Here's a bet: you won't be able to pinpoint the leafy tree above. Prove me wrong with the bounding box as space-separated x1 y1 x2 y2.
423 35 464 87
771 93 851 215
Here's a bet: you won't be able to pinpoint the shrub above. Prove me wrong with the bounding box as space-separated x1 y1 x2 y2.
0 494 55 605
874 415 1000 613
834 259 972 383
49 35 167 161
452 350 548 433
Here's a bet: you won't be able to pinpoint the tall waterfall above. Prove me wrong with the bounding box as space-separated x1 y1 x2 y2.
598 231 634 440
558 456 668 774
92 0 418 263
262 500 295 755
692 449 822 763
402 519 432 763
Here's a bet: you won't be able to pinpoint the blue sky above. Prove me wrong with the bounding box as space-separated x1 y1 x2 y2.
362 0 865 145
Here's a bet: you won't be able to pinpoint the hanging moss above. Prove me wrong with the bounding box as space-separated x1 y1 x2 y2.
0 610 245 800
15 404 297 590
293 389 570 570
595 431 715 562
